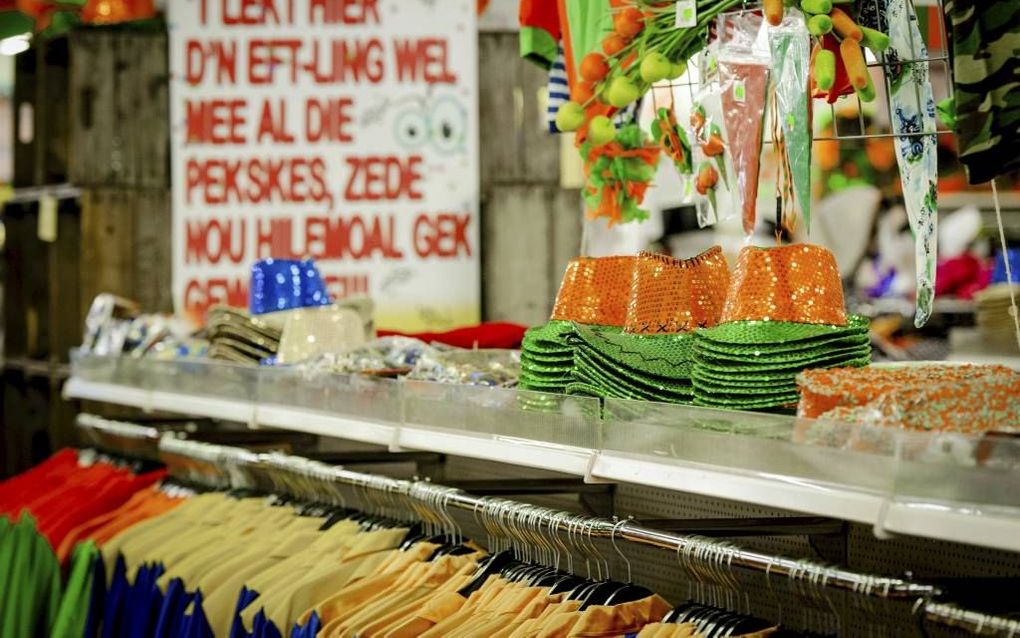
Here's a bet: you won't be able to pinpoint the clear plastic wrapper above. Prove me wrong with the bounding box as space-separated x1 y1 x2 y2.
301 336 438 376
689 47 734 228
716 11 770 236
406 348 521 387
768 11 813 233
81 294 139 355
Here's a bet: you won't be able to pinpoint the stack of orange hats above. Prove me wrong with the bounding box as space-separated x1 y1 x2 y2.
692 244 872 410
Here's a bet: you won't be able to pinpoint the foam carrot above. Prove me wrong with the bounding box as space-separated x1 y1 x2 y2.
830 7 863 41
840 37 868 89
765 0 785 26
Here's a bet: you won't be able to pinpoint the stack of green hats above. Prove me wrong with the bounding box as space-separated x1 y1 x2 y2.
519 256 637 396
519 320 576 393
692 244 872 411
692 316 872 409
563 248 732 403
564 324 698 402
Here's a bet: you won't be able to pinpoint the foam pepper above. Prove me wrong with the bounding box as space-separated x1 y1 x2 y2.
581 124 660 225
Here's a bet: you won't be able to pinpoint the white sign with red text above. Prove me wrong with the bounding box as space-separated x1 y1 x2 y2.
169 0 479 332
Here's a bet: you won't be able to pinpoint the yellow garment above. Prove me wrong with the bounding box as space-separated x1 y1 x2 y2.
203 524 344 638
506 599 584 638
296 542 438 629
100 492 227 577
446 583 546 638
564 594 672 637
379 590 468 638
637 624 702 638
252 527 410 633
335 554 477 635
422 576 518 637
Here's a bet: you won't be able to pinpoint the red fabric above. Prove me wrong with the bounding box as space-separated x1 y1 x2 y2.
519 0 560 41
936 253 992 299
0 448 165 552
377 322 528 349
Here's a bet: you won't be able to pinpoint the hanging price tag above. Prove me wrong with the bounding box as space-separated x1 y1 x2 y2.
38 194 58 242
675 1 697 27
733 79 747 103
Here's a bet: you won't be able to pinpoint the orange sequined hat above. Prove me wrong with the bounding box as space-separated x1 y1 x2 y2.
720 244 848 326
551 256 637 326
624 247 731 334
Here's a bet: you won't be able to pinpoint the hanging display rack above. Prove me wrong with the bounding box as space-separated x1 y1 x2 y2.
75 413 1020 636
656 0 953 142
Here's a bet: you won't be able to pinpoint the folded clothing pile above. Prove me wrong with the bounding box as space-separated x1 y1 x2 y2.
975 284 1020 353
566 248 730 402
797 363 1020 432
207 307 281 364
693 245 871 410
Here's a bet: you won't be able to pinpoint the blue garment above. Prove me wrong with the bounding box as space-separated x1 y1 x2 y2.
993 248 1020 285
125 562 165 636
304 611 321 638
230 587 261 638
100 556 129 638
546 47 570 133
290 610 321 638
180 590 215 638
155 578 191 638
83 551 106 638
252 610 283 638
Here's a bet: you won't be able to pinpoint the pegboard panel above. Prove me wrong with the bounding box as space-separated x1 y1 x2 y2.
846 524 1020 579
613 482 819 560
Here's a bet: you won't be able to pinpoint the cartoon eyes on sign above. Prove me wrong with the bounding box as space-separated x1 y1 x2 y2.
393 95 467 155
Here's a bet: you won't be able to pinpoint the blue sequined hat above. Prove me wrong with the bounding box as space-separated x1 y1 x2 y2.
249 258 332 315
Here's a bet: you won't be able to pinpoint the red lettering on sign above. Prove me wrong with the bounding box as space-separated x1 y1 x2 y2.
256 99 295 143
309 0 379 25
186 156 331 206
185 99 247 144
305 97 353 143
216 0 284 25
344 155 423 201
185 39 237 85
248 39 302 84
305 38 384 84
393 38 457 84
413 213 472 258
185 218 246 265
184 277 248 320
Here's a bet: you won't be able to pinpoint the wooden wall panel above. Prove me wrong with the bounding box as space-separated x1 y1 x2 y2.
477 33 582 324
80 189 137 308
70 30 169 188
478 32 562 187
482 186 554 325
131 189 173 312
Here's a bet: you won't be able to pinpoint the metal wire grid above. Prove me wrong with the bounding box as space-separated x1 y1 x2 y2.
649 0 953 143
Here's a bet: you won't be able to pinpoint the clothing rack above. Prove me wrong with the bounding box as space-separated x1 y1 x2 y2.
75 413 1018 636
